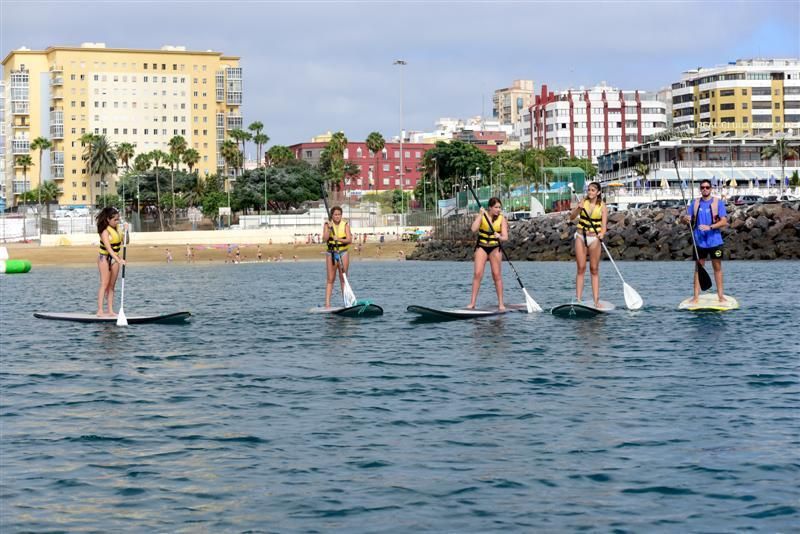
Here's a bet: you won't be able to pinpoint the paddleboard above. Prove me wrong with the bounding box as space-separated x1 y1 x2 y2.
309 303 384 317
678 294 739 312
34 311 192 324
551 300 615 318
406 303 528 321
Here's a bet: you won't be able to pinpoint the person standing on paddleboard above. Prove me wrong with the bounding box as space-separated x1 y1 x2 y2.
468 197 508 311
96 207 127 317
682 178 728 304
569 182 607 307
323 205 352 307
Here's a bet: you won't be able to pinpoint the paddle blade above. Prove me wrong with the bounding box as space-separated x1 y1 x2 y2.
523 288 543 313
116 308 128 326
342 274 357 307
697 263 713 291
623 283 644 311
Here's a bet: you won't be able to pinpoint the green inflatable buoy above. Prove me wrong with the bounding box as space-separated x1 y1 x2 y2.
0 259 32 274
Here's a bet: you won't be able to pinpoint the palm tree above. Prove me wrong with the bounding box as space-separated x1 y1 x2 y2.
265 145 294 166
39 181 61 218
365 132 385 192
248 121 267 166
30 137 53 213
150 149 168 231
132 152 151 216
633 162 649 189
88 135 117 208
182 148 200 176
168 135 187 225
80 133 99 208
228 128 251 175
15 154 34 208
116 142 136 212
326 131 348 194
220 140 240 207
761 138 799 193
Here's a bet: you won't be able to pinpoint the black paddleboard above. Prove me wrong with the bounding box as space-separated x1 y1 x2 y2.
407 304 527 321
309 303 384 317
550 301 615 318
34 311 192 324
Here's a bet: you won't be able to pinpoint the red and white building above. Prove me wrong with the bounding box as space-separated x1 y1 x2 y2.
290 140 434 193
520 83 668 162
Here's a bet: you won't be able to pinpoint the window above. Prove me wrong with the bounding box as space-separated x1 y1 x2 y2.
144 63 148 69
742 102 748 109
719 89 735 97
774 102 781 109
383 164 390 171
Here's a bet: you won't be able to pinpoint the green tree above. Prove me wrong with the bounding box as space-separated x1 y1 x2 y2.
228 128 251 174
761 139 799 191
248 121 268 166
420 140 490 201
365 131 386 191
633 162 649 186
149 149 168 231
39 181 61 218
15 154 34 207
320 131 348 193
116 141 136 211
80 132 100 207
182 148 200 175
168 135 187 225
88 135 118 208
132 153 151 214
30 137 53 212
265 145 294 166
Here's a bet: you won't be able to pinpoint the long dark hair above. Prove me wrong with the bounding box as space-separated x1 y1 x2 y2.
487 197 502 220
587 182 603 203
96 207 119 235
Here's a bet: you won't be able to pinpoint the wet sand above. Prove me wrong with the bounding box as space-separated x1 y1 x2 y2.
4 241 417 266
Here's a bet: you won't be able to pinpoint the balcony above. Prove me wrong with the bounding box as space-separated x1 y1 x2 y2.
51 76 63 87
50 65 64 73
226 92 243 106
52 151 64 165
51 165 65 178
51 90 64 100
226 115 243 131
11 101 29 115
12 139 30 154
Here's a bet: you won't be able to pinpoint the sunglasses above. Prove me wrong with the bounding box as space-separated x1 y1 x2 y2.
700 185 711 190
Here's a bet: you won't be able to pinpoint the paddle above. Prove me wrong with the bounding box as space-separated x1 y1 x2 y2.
319 184 357 307
116 223 129 326
673 160 713 291
465 183 541 312
582 207 644 310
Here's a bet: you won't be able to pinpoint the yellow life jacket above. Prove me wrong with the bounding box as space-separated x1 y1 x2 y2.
326 219 349 253
477 214 504 248
99 225 122 255
578 200 603 232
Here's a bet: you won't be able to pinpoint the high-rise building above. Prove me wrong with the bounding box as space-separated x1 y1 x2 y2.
671 58 800 136
2 43 242 208
493 80 534 125
0 81 5 212
521 83 668 163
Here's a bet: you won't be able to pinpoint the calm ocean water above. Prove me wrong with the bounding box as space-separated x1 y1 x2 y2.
1 259 798 532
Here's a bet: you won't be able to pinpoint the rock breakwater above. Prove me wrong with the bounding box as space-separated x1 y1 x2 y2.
409 202 800 261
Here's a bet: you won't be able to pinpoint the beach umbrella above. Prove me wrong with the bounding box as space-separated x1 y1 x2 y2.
711 175 718 187
768 175 776 186
748 180 753 189
729 177 738 187
785 176 790 186
753 176 759 187
660 176 669 189
635 179 641 188
681 180 687 189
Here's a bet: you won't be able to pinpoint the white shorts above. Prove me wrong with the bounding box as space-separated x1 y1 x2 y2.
575 233 598 246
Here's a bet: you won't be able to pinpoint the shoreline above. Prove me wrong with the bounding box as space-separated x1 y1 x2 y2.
3 241 416 267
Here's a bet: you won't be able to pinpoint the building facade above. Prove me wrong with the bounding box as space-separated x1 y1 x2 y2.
493 80 534 125
671 58 800 136
2 43 242 208
290 140 435 193
521 83 668 163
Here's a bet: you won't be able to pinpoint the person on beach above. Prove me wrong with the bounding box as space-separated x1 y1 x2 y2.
569 181 607 307
257 245 263 261
322 205 352 307
95 207 127 317
682 178 729 303
468 197 508 310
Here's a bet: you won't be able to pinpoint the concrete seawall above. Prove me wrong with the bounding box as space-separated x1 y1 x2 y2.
409 202 800 261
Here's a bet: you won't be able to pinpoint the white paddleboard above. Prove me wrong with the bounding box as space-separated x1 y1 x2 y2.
34 311 191 324
678 294 739 312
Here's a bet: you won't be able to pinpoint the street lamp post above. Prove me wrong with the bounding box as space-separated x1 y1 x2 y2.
394 59 407 234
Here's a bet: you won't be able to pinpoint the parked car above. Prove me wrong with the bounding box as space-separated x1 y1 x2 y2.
779 194 799 201
727 195 763 206
507 211 532 221
761 196 780 204
626 201 652 211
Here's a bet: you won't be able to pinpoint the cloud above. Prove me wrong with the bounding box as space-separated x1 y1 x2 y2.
1 0 797 145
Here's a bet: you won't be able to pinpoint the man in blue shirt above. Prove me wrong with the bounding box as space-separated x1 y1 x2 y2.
682 179 729 304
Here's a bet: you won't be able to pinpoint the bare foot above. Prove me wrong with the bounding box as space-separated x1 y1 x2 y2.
594 300 601 309
718 295 727 303
498 305 506 311
96 311 105 317
689 297 699 305
465 304 475 310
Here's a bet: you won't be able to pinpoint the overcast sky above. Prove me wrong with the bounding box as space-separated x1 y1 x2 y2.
2 0 798 147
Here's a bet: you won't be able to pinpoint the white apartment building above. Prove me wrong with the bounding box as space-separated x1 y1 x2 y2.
519 83 668 163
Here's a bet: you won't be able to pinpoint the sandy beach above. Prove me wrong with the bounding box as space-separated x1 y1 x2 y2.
4 241 417 266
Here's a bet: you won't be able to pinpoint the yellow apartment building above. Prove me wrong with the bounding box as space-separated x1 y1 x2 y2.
671 58 800 136
2 43 242 208
493 80 534 126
